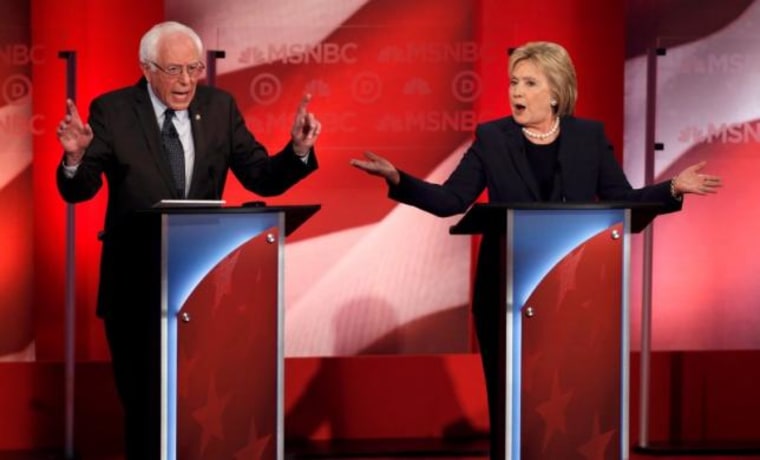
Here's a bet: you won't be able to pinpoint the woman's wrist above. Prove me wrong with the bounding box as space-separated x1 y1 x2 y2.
670 176 683 200
389 169 400 185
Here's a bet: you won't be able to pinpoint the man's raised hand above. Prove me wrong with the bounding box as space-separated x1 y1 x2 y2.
57 99 93 166
290 93 321 156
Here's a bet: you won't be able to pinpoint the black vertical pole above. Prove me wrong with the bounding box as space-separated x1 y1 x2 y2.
205 49 226 88
639 46 665 449
58 49 77 460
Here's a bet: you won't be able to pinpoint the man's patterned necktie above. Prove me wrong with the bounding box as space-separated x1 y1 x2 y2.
162 109 185 197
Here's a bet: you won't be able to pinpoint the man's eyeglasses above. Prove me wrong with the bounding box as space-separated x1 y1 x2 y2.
149 61 206 78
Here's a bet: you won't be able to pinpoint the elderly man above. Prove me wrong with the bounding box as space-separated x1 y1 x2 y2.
56 21 320 459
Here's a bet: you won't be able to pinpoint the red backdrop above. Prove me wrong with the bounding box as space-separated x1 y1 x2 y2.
31 0 625 361
7 0 755 455
18 0 626 451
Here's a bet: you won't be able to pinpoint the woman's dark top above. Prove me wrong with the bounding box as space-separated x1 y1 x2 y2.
525 137 560 201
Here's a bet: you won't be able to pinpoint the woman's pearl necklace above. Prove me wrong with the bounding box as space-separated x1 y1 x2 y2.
522 117 560 140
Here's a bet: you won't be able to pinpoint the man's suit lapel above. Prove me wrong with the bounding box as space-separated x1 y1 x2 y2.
187 94 208 198
501 119 541 200
132 80 182 198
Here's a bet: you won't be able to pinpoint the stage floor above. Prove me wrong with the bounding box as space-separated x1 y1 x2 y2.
2 438 760 460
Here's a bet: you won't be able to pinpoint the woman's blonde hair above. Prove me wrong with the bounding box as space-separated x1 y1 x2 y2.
509 41 577 116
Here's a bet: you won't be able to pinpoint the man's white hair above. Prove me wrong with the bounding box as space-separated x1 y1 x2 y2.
139 21 204 63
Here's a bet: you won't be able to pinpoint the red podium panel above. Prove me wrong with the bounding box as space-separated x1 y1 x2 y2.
176 227 280 459
520 224 623 459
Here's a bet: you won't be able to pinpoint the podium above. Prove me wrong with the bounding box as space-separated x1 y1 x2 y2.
450 203 662 460
114 204 319 460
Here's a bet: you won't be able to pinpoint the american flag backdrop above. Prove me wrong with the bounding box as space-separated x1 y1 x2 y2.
624 0 760 351
168 0 478 357
8 0 759 360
